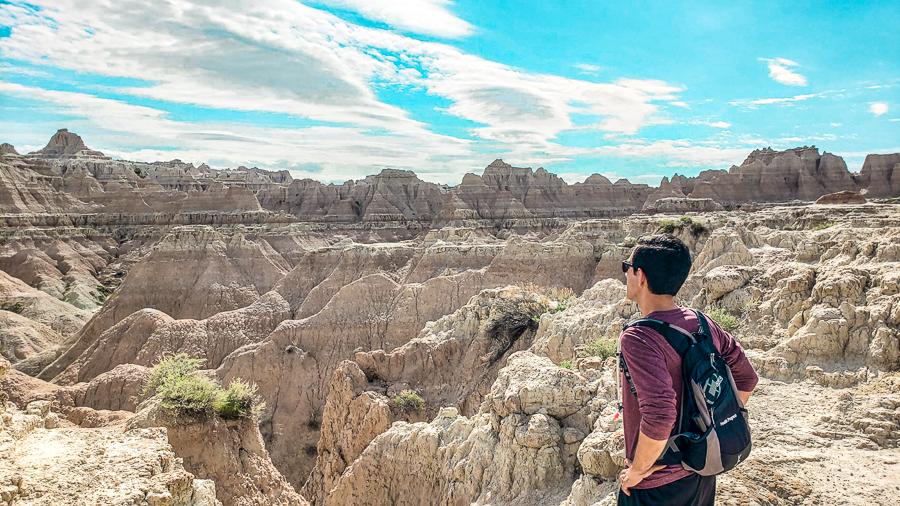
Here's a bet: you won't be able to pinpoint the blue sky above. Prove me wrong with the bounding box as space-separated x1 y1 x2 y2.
1 0 898 184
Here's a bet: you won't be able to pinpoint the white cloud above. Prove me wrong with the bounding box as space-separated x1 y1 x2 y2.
0 82 481 182
830 122 842 127
759 57 807 86
313 0 472 38
573 63 602 75
588 139 750 168
870 102 889 116
730 92 824 108
0 0 686 170
684 119 731 129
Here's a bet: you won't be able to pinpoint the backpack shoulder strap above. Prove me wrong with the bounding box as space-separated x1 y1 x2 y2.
692 309 712 338
623 317 693 357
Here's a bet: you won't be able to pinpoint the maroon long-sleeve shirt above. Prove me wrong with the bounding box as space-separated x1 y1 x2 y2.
619 307 758 489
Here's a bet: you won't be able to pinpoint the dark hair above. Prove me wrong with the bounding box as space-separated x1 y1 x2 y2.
630 234 692 295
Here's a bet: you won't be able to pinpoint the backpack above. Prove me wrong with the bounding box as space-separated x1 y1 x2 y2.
619 309 751 476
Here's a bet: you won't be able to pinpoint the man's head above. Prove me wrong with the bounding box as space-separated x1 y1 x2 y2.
623 234 692 301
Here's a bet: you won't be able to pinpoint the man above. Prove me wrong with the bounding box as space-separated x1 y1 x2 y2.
617 234 758 505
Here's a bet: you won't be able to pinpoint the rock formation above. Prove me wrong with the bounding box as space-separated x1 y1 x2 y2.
4 130 899 227
2 128 900 505
128 399 307 506
27 128 108 159
303 287 547 503
815 190 867 205
857 153 900 197
673 146 861 204
0 358 221 505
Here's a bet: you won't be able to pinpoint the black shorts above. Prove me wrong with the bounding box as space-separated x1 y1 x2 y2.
617 473 715 506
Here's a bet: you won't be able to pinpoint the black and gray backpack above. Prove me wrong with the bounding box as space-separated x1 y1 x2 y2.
619 309 752 475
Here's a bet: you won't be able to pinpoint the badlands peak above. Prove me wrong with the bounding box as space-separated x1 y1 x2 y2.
2 129 900 222
28 128 108 159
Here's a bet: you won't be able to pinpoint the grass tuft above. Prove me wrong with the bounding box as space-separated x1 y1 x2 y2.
213 378 264 419
656 216 709 238
811 221 835 231
705 306 740 332
391 390 425 413
0 301 25 314
577 338 618 360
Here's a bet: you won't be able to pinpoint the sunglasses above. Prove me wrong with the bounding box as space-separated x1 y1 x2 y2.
621 260 638 273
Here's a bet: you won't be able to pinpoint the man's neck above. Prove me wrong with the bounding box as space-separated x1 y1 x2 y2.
637 294 678 317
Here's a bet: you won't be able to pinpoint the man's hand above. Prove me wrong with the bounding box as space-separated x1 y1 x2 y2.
619 459 666 496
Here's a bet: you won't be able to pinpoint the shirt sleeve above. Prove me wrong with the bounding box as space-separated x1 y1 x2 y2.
705 315 759 392
620 328 677 441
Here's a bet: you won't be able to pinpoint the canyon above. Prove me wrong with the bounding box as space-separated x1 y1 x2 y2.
1 129 899 505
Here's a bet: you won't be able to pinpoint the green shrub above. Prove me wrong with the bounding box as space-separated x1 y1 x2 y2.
706 306 740 332
578 338 618 360
517 283 575 314
811 221 835 231
0 301 25 314
144 353 204 397
213 378 263 419
656 216 708 238
91 284 115 304
144 354 263 419
157 373 219 416
391 390 424 413
658 219 678 234
688 221 708 237
559 359 572 370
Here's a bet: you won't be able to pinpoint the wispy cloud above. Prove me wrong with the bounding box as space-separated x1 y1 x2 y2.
573 63 602 75
0 0 686 171
314 0 473 38
588 139 750 168
730 92 825 108
759 57 808 86
0 81 479 182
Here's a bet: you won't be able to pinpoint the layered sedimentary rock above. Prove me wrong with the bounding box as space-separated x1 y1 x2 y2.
3 128 900 506
129 399 307 506
5 130 899 227
857 153 900 197
303 287 547 503
309 204 900 505
0 365 221 506
28 128 108 159
51 292 290 385
40 226 291 382
815 190 867 205
675 146 861 204
258 169 445 222
448 160 655 220
323 351 613 506
0 270 89 363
